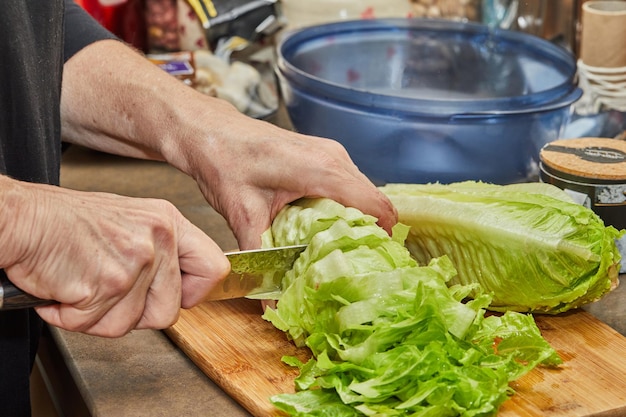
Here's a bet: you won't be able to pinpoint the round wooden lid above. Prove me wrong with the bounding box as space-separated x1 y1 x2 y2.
540 138 626 181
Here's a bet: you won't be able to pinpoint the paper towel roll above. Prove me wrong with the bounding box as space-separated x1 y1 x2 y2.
579 1 626 68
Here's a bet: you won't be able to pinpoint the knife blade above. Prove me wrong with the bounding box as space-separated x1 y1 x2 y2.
206 244 307 300
0 244 307 310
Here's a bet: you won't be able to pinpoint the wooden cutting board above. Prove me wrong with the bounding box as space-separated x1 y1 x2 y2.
165 299 626 417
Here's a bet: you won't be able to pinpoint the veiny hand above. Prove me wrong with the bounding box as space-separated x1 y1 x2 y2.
175 102 398 250
58 41 396 251
0 178 229 337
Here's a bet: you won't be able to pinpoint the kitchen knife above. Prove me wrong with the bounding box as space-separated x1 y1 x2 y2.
0 244 307 310
205 244 307 300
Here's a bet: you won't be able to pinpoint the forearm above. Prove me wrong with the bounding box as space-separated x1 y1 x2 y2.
60 39 240 171
59 40 399 246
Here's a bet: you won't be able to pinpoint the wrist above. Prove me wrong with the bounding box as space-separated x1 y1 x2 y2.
0 175 25 268
157 94 241 178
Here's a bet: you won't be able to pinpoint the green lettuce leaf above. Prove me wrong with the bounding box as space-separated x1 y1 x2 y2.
262 198 562 416
381 181 622 314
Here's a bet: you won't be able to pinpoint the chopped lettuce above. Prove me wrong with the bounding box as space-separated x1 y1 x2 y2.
381 181 622 314
262 198 561 416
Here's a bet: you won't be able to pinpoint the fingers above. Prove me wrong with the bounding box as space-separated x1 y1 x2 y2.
224 192 273 251
36 215 230 337
329 183 398 234
203 131 398 250
33 235 179 337
8 186 230 338
174 217 231 308
311 139 398 234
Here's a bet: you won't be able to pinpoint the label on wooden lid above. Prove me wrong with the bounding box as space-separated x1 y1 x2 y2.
540 138 626 181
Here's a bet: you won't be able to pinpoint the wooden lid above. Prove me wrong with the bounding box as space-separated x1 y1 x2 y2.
540 138 626 181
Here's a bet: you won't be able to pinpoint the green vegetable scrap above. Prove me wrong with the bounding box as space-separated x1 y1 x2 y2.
381 181 622 314
261 198 561 417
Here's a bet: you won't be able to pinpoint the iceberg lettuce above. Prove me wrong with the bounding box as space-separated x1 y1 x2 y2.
381 181 622 314
262 198 561 416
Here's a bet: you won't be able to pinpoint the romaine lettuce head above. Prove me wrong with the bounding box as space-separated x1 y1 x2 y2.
381 181 622 314
262 198 561 416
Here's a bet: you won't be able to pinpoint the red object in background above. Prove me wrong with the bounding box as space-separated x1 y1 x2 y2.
75 0 148 52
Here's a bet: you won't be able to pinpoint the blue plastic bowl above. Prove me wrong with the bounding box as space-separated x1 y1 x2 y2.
276 18 582 184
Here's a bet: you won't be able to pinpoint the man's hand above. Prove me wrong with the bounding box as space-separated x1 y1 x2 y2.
179 110 398 250
0 176 229 337
60 39 397 251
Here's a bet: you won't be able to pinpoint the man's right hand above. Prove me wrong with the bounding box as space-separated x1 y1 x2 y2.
0 175 229 337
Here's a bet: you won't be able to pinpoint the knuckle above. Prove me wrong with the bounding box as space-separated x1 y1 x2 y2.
216 253 231 277
146 201 179 247
62 320 90 333
99 268 136 298
157 310 180 329
323 138 350 157
102 326 133 338
139 307 180 330
151 198 179 218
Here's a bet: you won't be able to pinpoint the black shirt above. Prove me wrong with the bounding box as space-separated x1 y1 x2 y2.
0 1 115 414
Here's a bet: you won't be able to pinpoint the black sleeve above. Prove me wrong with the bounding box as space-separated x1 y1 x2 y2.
64 0 119 62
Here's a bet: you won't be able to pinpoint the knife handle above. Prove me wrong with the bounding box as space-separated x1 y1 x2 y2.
0 277 55 310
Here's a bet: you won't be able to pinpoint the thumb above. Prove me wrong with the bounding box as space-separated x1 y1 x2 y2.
176 218 231 308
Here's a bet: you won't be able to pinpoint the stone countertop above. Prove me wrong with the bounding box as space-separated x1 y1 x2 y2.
48 141 626 417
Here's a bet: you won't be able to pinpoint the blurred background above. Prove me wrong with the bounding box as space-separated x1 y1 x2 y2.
72 0 598 57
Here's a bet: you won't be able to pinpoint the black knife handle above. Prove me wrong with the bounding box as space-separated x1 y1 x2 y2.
0 277 55 310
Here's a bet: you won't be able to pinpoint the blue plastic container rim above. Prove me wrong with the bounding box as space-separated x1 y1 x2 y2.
277 18 580 116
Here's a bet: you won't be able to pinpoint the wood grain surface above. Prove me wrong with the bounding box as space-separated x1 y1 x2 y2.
165 300 626 417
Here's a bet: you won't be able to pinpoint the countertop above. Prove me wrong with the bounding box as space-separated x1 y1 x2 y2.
45 137 626 417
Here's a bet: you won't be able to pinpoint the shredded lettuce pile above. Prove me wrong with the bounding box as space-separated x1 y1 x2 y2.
261 198 561 416
381 181 622 314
